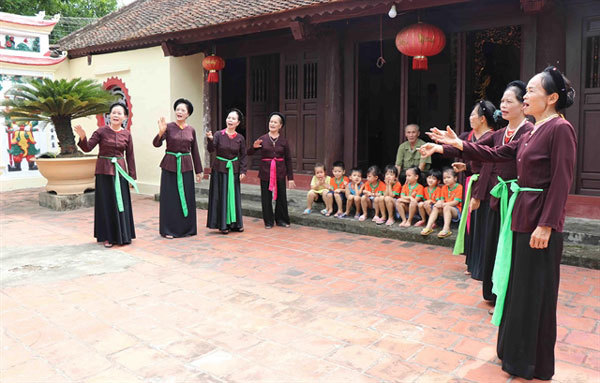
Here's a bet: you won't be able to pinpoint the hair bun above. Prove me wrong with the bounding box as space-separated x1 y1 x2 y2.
564 87 575 109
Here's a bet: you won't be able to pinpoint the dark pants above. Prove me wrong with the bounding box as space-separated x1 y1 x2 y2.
260 179 290 226
498 231 562 380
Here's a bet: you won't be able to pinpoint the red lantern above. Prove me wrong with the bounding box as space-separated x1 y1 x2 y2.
395 22 446 70
202 55 225 83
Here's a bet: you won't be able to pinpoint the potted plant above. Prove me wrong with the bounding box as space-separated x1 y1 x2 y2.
1 77 116 194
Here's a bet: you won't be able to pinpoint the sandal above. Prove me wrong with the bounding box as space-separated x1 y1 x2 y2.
420 228 434 236
375 217 385 225
358 215 367 222
337 213 348 219
103 241 113 248
320 209 328 216
303 209 312 215
414 220 425 227
385 219 395 226
437 230 452 239
354 214 360 220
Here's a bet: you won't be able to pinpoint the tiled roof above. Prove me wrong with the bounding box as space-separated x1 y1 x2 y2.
58 0 392 54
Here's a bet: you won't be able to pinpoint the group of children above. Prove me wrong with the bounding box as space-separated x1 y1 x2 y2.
304 161 464 238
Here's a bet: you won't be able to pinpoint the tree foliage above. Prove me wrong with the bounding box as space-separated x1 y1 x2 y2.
0 0 117 18
1 78 117 156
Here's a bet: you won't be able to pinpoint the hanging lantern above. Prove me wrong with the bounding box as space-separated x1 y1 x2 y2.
395 22 446 70
202 54 225 83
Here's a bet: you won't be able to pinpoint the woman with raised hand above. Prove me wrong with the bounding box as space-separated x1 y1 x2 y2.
421 66 576 380
206 108 247 234
74 102 137 248
153 98 203 238
247 112 295 229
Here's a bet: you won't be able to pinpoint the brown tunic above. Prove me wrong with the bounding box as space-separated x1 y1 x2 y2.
78 126 136 179
152 122 202 174
447 123 534 209
448 117 577 233
246 133 294 181
206 129 247 174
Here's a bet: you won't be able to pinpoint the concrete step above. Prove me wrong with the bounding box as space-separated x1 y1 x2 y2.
155 184 600 269
192 194 459 249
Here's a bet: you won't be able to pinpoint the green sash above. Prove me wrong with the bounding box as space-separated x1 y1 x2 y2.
99 156 139 212
453 174 478 255
489 180 543 326
166 151 192 217
216 156 239 224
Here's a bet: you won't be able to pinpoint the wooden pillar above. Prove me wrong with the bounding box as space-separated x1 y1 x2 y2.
454 32 467 134
202 56 219 172
323 31 344 171
399 55 409 141
535 3 566 72
342 33 356 168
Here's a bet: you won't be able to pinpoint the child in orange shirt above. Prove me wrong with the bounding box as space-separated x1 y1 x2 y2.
416 169 442 227
382 165 402 226
359 165 386 222
324 160 349 218
421 167 463 238
343 168 363 219
396 167 424 227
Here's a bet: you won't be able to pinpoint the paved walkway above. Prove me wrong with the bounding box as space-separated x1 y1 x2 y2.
1 189 598 383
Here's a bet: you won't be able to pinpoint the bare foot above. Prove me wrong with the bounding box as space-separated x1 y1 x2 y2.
399 221 410 227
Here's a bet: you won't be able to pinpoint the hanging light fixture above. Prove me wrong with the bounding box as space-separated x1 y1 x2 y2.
388 4 397 18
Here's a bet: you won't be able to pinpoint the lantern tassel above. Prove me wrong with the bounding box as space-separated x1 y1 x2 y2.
413 56 428 70
207 70 219 83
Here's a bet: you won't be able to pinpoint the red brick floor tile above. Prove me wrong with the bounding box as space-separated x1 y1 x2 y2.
1 358 66 383
327 344 382 371
366 356 426 382
456 360 511 383
452 337 496 362
370 335 424 360
2 189 599 383
84 367 143 383
412 345 469 373
564 330 600 351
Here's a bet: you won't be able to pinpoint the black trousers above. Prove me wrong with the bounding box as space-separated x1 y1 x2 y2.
498 231 562 380
482 208 501 301
159 169 197 238
260 179 290 226
94 174 135 245
206 170 243 231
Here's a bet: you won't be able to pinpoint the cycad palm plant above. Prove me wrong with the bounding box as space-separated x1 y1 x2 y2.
1 77 117 156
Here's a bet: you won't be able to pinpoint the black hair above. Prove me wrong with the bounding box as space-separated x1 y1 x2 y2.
332 160 345 170
474 100 498 129
505 80 527 103
367 165 381 179
109 101 129 116
427 168 442 181
384 164 398 177
540 66 575 110
227 108 245 128
268 112 286 128
314 162 325 172
442 167 456 177
350 167 362 176
405 166 421 178
174 98 194 116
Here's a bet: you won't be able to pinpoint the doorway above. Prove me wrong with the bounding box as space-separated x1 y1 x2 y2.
221 57 247 137
356 40 401 173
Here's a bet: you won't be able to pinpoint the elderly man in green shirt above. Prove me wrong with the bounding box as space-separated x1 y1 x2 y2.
395 124 431 182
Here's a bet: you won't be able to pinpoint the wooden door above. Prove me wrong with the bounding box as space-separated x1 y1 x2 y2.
247 54 279 169
280 50 324 172
577 16 600 195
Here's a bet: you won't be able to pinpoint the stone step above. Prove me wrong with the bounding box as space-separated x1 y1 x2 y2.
194 184 600 247
155 185 600 269
192 194 459 249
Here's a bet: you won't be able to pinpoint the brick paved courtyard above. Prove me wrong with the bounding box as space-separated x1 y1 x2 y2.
1 189 598 382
